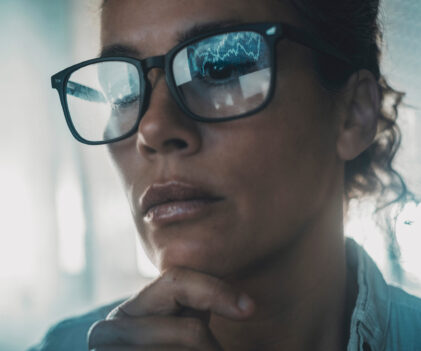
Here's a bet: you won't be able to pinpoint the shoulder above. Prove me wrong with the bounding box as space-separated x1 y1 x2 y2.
382 285 421 350
27 298 127 351
345 237 421 349
388 284 421 324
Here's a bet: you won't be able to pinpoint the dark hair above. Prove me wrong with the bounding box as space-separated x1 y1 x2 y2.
289 0 420 270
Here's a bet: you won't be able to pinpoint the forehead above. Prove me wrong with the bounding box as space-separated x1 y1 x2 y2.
101 0 301 57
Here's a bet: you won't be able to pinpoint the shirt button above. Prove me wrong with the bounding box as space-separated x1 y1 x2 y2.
363 341 371 351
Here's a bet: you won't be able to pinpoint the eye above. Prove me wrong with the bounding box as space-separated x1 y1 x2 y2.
111 93 139 110
202 60 256 85
205 62 235 80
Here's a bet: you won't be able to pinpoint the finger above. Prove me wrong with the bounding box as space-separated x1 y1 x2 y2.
88 316 223 351
108 304 211 324
108 267 255 320
176 307 211 324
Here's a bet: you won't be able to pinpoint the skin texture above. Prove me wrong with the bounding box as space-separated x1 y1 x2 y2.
92 0 380 350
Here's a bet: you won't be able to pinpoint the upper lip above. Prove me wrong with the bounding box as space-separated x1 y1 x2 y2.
140 180 224 216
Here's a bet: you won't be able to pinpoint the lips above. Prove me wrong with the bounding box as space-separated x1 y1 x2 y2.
140 180 224 216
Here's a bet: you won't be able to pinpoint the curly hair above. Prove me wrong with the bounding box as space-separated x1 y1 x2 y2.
289 0 420 263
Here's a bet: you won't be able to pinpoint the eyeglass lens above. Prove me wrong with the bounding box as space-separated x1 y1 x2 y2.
173 31 271 118
66 61 142 142
64 31 272 143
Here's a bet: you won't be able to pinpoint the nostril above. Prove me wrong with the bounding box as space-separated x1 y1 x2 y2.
139 138 190 158
143 144 156 154
163 138 188 150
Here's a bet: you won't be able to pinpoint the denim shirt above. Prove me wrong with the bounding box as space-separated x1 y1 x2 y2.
28 237 421 351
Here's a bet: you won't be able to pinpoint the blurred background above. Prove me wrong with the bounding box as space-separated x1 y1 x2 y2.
0 0 420 350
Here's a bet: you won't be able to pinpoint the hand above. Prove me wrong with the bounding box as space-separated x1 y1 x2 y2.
87 266 255 350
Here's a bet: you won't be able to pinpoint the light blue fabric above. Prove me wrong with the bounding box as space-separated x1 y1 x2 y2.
28 237 421 351
346 238 421 351
27 298 127 351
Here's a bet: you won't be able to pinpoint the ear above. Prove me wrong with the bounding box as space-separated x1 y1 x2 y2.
335 70 380 161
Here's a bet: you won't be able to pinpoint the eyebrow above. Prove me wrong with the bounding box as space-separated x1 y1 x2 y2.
99 44 140 58
177 19 242 43
99 18 242 59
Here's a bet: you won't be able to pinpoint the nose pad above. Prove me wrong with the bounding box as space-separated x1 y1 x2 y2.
143 55 166 86
141 69 174 117
141 78 152 117
138 54 194 132
139 68 166 122
135 67 201 157
139 54 173 120
147 68 165 89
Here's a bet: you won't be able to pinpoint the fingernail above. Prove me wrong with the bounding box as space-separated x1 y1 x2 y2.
237 293 254 312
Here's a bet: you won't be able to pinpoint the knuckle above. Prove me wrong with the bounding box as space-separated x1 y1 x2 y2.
106 305 128 320
87 319 105 337
87 320 106 347
161 266 184 283
87 319 129 348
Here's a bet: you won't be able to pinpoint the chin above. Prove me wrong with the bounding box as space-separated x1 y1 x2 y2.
153 240 236 277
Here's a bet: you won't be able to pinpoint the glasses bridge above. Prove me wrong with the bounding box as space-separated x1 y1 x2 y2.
143 55 166 72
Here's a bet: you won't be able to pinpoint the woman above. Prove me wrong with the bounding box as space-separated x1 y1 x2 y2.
30 0 421 350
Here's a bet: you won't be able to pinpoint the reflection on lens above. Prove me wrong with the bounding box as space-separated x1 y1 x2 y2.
173 31 271 118
66 61 142 142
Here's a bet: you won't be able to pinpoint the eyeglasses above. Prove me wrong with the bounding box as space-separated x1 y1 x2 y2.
51 22 352 145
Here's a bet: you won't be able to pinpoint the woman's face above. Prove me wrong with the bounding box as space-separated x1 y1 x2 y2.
102 0 342 277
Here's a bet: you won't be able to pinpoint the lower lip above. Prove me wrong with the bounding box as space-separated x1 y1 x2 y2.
144 198 222 225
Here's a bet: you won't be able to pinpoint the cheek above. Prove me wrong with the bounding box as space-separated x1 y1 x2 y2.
214 78 338 251
107 144 134 192
106 141 154 217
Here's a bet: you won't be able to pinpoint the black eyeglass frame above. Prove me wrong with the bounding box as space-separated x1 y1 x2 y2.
51 22 354 145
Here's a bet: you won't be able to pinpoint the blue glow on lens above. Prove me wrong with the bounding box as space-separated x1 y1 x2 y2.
266 26 277 36
188 32 264 78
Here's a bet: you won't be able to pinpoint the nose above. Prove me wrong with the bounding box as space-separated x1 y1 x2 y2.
136 70 202 160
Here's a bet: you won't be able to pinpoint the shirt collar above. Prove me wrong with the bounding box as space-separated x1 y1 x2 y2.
346 237 391 351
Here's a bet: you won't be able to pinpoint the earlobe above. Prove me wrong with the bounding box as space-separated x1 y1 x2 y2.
336 69 380 161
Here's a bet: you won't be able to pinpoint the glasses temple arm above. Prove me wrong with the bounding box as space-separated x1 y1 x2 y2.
282 24 354 66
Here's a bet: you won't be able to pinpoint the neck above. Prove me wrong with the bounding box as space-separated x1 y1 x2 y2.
209 198 349 351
